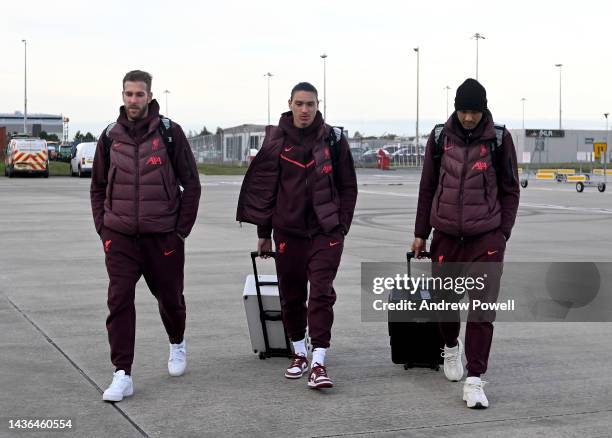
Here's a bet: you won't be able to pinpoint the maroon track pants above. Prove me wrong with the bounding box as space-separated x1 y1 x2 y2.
273 229 345 349
101 227 186 374
429 228 506 376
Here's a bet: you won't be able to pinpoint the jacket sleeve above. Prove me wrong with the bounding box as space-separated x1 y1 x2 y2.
414 131 438 240
171 124 202 237
498 130 520 240
90 134 108 236
236 127 280 231
336 136 358 234
257 225 272 239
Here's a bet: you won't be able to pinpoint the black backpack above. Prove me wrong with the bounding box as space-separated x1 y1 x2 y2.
101 116 175 176
432 123 505 172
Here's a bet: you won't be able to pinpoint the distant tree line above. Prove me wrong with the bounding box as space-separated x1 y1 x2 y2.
353 131 398 140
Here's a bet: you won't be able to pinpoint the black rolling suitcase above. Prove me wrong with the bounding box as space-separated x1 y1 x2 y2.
388 251 444 371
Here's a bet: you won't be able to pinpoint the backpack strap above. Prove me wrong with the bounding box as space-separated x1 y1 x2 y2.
493 124 505 147
327 126 343 183
102 122 117 178
489 124 505 172
158 116 175 161
432 123 445 161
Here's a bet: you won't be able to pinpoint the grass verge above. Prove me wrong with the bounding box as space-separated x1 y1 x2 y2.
0 160 72 177
197 163 247 175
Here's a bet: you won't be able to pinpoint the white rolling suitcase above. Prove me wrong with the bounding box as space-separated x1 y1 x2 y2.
243 251 292 359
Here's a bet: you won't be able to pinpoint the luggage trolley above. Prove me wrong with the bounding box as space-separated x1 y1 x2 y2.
576 172 607 193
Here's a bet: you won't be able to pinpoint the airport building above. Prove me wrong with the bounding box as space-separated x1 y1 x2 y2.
188 124 266 164
0 112 64 138
509 129 610 165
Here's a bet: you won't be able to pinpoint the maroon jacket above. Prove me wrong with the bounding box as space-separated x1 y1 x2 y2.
236 111 357 238
415 111 519 240
90 100 201 237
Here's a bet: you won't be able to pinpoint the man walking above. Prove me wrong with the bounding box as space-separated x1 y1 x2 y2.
237 82 358 389
412 78 519 408
91 70 201 402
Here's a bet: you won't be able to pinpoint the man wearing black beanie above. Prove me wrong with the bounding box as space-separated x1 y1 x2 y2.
411 78 520 408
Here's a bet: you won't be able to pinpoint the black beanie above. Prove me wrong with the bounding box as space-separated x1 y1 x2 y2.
454 78 487 112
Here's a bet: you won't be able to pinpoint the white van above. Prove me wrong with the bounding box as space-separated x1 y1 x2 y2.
70 142 97 178
4 137 49 178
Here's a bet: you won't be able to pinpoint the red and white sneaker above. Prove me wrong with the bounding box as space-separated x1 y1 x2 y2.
307 363 334 389
285 354 309 379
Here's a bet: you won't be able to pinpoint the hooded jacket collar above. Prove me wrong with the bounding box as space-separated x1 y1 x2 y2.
277 111 325 145
115 99 161 144
444 110 496 146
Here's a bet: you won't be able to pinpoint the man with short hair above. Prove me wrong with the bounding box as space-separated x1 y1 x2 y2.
91 70 201 402
237 82 358 389
412 78 520 408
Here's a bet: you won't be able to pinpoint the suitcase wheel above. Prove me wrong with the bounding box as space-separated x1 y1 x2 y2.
403 362 414 370
258 351 266 360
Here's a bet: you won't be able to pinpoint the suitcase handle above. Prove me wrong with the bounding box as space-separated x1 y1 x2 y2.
250 251 276 259
250 251 278 287
406 251 431 276
406 251 431 261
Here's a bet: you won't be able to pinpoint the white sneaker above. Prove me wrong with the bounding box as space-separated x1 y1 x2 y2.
463 377 489 409
102 370 133 402
168 340 187 377
442 339 464 382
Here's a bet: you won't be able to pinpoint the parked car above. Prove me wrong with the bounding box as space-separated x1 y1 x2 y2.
57 143 73 162
383 145 402 155
4 137 49 178
391 147 412 157
361 148 389 164
70 142 96 177
47 145 57 160
349 147 365 163
47 141 60 160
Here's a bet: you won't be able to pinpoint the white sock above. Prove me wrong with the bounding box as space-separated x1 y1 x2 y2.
312 348 327 366
292 339 307 357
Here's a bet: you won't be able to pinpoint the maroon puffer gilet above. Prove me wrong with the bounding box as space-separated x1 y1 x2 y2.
430 120 502 236
104 120 181 235
236 112 357 236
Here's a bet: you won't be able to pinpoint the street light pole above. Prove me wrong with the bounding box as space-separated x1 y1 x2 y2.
320 53 327 120
555 63 563 130
414 47 420 167
605 113 609 165
472 33 485 80
163 89 170 116
521 97 527 130
445 86 451 119
264 72 273 125
22 39 27 134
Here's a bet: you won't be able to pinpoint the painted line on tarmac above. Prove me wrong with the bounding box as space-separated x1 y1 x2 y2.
313 408 612 437
359 189 417 198
521 202 612 214
525 186 606 193
359 189 612 214
3 295 150 438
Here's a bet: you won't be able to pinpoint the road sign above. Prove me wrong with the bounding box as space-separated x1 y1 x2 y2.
594 143 607 160
526 129 565 138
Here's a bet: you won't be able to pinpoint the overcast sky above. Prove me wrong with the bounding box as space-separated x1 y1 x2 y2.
2 1 611 137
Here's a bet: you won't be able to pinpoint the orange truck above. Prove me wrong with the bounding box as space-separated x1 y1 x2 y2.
4 136 49 178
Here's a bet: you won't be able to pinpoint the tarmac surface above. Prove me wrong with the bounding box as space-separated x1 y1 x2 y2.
1 168 611 437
